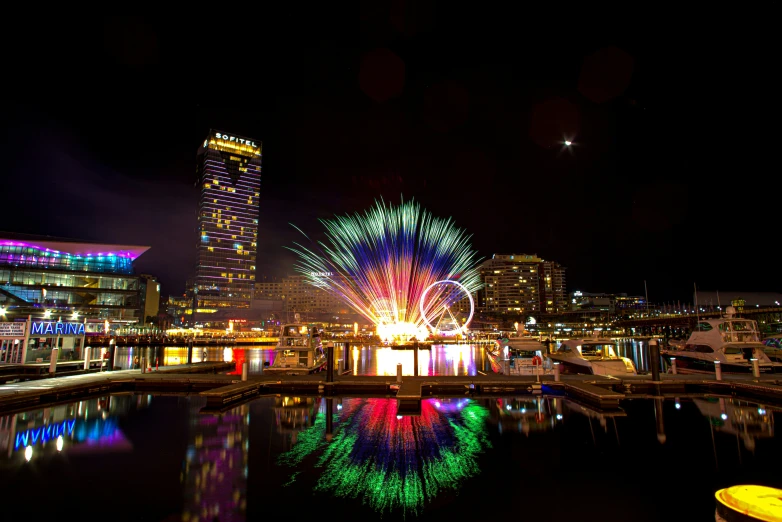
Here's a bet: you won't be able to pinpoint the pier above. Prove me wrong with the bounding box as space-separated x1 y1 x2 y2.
0 362 234 413
1 362 781 415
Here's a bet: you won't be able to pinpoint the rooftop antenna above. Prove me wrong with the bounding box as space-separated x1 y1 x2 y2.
644 280 649 316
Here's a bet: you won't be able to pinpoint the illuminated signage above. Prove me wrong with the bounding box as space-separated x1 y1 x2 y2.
15 420 75 450
31 321 85 336
311 271 333 277
214 132 258 147
0 322 25 338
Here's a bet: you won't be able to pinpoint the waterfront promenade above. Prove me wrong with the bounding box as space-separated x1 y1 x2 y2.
1 360 781 415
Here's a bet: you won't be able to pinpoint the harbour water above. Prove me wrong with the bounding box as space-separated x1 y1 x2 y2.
0 393 778 521
110 338 661 376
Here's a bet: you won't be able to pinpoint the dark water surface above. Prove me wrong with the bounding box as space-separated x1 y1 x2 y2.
1 392 779 521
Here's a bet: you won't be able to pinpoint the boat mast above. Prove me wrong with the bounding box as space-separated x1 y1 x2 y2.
694 283 700 327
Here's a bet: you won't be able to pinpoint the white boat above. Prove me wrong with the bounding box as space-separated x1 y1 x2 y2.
548 337 637 376
489 334 552 375
264 322 327 376
660 307 782 375
499 333 546 353
761 334 782 363
667 338 686 350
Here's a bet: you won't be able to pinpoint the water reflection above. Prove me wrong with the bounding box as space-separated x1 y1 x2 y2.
490 396 556 435
276 397 491 517
692 397 774 452
0 393 780 521
347 344 478 376
0 395 149 465
109 341 664 377
273 396 321 447
182 402 248 522
113 344 487 377
486 395 629 442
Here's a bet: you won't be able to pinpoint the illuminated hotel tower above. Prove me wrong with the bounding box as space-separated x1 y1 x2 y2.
191 130 261 320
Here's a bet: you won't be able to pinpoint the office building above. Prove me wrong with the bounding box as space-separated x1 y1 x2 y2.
189 130 262 323
477 254 567 315
569 291 646 314
139 274 160 323
281 275 354 315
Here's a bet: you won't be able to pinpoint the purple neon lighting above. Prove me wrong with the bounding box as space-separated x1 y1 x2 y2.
0 241 148 260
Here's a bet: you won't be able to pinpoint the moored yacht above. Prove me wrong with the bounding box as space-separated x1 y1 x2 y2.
497 332 546 353
264 320 327 376
548 337 637 376
498 333 552 374
761 334 782 363
660 307 782 375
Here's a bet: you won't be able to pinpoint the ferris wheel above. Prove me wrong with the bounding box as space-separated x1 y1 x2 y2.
419 280 474 336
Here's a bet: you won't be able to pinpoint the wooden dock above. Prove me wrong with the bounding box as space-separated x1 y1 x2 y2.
562 381 625 408
201 381 266 407
0 362 235 413
2 362 782 415
395 380 424 415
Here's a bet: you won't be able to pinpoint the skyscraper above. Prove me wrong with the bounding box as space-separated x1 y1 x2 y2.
477 254 567 315
190 130 261 323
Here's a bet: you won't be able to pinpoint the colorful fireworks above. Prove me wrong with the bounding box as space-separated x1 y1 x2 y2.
277 398 491 517
287 198 483 340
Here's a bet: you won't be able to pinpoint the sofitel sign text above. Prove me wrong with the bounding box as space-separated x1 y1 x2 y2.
31 321 85 336
215 133 258 147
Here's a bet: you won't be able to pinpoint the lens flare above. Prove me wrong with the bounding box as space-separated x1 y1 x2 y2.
287 198 483 341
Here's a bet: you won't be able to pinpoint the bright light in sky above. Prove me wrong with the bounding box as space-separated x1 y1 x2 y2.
564 140 572 146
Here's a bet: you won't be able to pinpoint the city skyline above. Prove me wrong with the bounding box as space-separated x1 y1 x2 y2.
2 12 780 305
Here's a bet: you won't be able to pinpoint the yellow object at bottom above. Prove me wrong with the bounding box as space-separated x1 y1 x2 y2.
715 485 782 522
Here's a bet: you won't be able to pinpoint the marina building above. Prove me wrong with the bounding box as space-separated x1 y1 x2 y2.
0 234 149 321
188 130 262 323
0 233 150 363
477 254 567 315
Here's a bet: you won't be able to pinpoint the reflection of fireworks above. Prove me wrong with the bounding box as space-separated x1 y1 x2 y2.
286 198 482 340
277 398 491 517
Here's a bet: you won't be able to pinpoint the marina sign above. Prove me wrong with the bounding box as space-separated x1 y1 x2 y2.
31 321 85 336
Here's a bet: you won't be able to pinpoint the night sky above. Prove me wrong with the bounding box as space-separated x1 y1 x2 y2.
2 8 780 304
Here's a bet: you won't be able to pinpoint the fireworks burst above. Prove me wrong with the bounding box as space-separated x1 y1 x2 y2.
287 198 483 340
